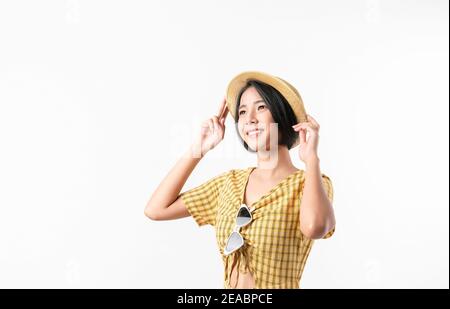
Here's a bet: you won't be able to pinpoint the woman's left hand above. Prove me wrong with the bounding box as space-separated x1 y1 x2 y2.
292 114 320 165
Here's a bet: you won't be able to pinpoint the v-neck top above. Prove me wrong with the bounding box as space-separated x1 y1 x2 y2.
179 167 334 289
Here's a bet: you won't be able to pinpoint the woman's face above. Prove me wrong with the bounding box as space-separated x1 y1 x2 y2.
237 86 278 152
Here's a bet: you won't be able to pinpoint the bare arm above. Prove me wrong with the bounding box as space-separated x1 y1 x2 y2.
144 97 229 221
293 114 335 239
299 158 336 239
144 146 202 220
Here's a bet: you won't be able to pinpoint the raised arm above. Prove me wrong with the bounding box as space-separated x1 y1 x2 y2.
144 97 229 221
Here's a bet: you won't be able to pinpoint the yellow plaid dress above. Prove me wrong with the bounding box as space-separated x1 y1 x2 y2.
179 167 334 289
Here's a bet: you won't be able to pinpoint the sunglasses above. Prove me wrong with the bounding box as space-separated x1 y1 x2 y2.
224 204 254 256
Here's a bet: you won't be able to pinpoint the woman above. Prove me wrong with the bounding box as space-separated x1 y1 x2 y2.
145 71 336 289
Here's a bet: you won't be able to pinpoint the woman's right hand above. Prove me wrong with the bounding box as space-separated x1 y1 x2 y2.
191 97 229 158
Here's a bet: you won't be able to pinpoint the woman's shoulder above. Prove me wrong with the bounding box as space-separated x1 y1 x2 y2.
293 168 333 183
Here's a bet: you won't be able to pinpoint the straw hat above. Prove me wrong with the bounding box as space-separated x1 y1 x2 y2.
226 71 307 148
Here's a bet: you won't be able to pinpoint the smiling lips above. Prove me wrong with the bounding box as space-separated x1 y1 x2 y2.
246 128 264 137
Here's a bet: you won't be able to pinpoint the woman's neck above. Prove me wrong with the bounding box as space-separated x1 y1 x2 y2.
255 145 298 178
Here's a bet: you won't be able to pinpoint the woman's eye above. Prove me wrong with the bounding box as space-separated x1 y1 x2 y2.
239 110 246 115
258 105 266 110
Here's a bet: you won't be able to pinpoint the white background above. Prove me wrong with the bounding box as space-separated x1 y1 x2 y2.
0 0 448 288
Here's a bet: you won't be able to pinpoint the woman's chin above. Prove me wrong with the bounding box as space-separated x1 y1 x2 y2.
246 138 271 152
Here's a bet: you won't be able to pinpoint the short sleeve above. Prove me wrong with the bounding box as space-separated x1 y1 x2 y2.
321 174 335 239
178 171 229 227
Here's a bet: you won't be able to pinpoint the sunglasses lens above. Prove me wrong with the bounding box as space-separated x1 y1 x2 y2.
225 231 243 254
236 206 251 227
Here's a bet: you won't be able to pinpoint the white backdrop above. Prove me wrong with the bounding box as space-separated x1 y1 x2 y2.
0 0 448 289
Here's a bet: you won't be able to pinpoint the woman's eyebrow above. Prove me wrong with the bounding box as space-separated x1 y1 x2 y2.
239 100 265 110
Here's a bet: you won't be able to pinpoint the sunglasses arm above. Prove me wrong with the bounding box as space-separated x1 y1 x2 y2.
232 226 241 233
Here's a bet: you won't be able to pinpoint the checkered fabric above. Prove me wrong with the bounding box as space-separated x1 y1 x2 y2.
179 167 334 289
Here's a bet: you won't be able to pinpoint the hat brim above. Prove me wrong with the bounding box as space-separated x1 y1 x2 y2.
226 71 307 148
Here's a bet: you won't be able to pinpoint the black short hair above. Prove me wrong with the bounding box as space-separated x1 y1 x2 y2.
234 79 299 152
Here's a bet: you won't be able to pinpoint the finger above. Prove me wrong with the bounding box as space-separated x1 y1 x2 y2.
220 105 229 121
294 122 316 132
212 116 220 132
293 123 308 130
306 114 320 128
217 97 227 117
299 128 307 145
292 121 309 128
208 118 214 133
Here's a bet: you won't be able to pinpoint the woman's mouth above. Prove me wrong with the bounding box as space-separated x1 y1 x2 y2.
246 128 264 138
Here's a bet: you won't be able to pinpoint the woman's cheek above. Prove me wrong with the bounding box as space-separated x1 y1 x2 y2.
266 124 279 149
237 122 246 139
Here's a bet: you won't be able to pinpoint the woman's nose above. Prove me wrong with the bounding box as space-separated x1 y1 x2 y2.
245 109 258 124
